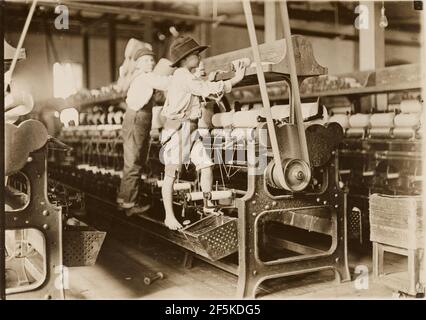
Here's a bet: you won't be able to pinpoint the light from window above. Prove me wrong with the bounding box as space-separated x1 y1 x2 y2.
53 62 83 99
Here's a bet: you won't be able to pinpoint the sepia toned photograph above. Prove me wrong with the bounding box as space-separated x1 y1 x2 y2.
1 0 425 304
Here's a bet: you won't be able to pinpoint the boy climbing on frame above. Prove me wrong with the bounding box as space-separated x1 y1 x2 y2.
160 35 246 230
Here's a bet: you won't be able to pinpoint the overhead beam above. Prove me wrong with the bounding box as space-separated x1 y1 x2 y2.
4 4 420 47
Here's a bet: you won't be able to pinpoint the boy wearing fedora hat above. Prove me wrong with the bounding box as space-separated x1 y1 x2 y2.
117 43 173 217
160 36 246 230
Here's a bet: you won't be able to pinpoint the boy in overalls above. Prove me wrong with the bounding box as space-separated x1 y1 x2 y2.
160 36 246 230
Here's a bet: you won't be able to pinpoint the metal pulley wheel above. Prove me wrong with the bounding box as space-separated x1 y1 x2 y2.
266 158 311 192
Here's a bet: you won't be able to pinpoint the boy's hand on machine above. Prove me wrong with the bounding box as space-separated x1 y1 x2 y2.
230 61 246 86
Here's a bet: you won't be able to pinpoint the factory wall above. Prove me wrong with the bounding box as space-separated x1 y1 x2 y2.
6 31 130 110
89 36 113 88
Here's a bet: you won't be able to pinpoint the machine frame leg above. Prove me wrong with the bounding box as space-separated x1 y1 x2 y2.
236 155 350 298
5 147 64 299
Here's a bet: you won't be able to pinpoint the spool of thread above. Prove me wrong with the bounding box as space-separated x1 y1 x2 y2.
113 111 124 125
386 172 400 180
370 113 395 128
212 112 234 128
173 183 191 191
232 109 263 127
369 128 392 138
270 102 320 120
107 112 114 124
173 183 192 191
186 190 233 201
210 190 233 200
270 105 289 119
346 128 366 138
329 114 350 129
156 180 192 191
349 114 371 128
186 192 203 201
151 106 166 129
400 99 422 114
394 114 420 127
330 106 351 114
393 128 416 139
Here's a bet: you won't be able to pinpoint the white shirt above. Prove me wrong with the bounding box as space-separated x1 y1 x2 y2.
126 72 171 111
162 67 232 120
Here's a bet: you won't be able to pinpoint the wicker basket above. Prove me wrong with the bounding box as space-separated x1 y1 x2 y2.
369 194 423 249
181 215 238 261
63 225 106 267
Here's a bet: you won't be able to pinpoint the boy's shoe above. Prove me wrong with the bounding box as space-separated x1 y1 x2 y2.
125 204 151 217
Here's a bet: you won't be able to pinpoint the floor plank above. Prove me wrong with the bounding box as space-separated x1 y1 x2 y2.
65 233 412 300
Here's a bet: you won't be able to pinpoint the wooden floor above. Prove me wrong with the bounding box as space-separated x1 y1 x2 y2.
64 231 411 300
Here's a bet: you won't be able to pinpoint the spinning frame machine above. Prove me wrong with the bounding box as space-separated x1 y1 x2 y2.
3 0 65 299
50 1 350 298
334 100 422 245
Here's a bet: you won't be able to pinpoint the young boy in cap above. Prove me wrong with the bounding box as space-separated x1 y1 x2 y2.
160 35 246 230
118 44 173 216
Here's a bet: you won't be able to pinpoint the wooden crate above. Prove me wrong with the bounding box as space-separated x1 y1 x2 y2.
369 194 423 249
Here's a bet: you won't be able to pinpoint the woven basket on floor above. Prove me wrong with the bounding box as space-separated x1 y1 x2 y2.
63 225 106 267
369 194 423 249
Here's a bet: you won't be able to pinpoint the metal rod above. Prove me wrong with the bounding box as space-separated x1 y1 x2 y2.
6 0 38 87
242 0 286 187
278 0 310 166
37 0 217 24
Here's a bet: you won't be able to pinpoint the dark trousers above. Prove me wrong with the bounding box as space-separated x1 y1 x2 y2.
118 108 152 208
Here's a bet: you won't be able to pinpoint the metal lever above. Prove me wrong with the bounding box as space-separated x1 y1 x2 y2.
278 0 310 166
243 0 286 188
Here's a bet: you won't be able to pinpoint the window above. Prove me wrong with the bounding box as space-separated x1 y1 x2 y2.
53 62 83 99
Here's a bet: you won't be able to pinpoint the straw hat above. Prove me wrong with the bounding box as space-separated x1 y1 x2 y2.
169 36 209 67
